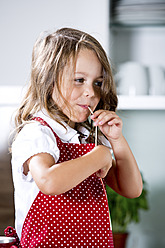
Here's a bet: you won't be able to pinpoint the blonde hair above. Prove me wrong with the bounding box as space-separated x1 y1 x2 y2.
14 27 118 136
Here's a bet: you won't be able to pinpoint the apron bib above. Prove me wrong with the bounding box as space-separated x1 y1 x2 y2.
20 117 114 247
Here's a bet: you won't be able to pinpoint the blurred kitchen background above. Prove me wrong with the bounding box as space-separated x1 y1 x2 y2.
0 0 165 247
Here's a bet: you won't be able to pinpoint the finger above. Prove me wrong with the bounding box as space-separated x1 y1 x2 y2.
98 114 117 126
96 167 110 178
93 112 108 125
91 110 115 119
90 110 104 120
95 113 119 126
108 117 123 127
96 169 102 178
96 170 105 178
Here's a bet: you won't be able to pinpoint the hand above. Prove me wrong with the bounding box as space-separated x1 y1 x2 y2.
93 145 113 178
91 110 123 142
96 160 112 178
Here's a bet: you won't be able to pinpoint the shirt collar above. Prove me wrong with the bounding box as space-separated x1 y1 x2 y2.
34 109 89 143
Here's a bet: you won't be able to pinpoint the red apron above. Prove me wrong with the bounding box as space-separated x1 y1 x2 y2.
20 117 114 247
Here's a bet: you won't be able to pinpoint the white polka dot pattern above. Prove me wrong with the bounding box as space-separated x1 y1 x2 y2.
20 117 114 247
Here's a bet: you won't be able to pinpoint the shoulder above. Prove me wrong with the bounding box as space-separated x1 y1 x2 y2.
12 121 60 164
17 121 55 140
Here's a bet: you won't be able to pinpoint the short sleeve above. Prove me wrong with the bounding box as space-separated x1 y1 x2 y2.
12 122 60 181
99 134 112 148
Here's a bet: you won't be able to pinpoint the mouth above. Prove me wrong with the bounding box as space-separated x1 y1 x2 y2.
78 104 90 110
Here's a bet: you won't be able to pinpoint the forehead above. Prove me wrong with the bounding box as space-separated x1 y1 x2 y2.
61 48 102 81
75 48 102 76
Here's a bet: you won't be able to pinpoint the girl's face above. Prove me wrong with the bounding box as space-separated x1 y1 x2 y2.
52 48 103 128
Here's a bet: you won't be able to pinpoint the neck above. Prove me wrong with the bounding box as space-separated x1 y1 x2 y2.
68 120 75 129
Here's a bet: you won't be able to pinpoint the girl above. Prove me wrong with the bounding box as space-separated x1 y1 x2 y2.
11 27 142 247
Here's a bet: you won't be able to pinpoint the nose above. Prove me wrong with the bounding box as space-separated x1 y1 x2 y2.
83 84 95 97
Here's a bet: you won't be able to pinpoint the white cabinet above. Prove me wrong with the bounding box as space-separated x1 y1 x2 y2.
109 1 165 110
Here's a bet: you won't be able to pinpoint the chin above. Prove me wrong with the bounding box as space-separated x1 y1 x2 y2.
68 110 89 124
73 116 88 124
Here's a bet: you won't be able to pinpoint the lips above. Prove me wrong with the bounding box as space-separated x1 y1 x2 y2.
78 104 89 109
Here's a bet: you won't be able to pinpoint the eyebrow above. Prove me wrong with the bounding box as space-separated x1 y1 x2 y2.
75 72 103 79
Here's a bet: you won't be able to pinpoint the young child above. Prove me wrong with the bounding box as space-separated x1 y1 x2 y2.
11 27 142 247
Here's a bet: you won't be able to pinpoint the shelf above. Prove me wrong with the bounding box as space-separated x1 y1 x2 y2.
0 86 165 110
110 22 165 29
117 95 165 110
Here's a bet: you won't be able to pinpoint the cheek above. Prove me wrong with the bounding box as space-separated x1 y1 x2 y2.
94 88 101 101
94 87 102 98
95 97 101 107
52 86 66 107
93 94 101 108
68 88 81 101
52 87 58 103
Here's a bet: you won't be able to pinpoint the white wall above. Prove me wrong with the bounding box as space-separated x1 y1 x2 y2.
0 0 109 86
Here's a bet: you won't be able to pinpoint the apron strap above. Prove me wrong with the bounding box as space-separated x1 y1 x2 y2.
32 117 61 143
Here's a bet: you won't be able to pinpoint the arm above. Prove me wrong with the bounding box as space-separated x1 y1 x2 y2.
91 110 143 198
26 144 112 195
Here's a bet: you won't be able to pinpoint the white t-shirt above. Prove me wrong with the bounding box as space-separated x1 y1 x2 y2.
12 109 111 238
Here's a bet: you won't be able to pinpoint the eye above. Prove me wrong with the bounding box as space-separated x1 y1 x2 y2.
94 81 103 87
74 78 85 83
